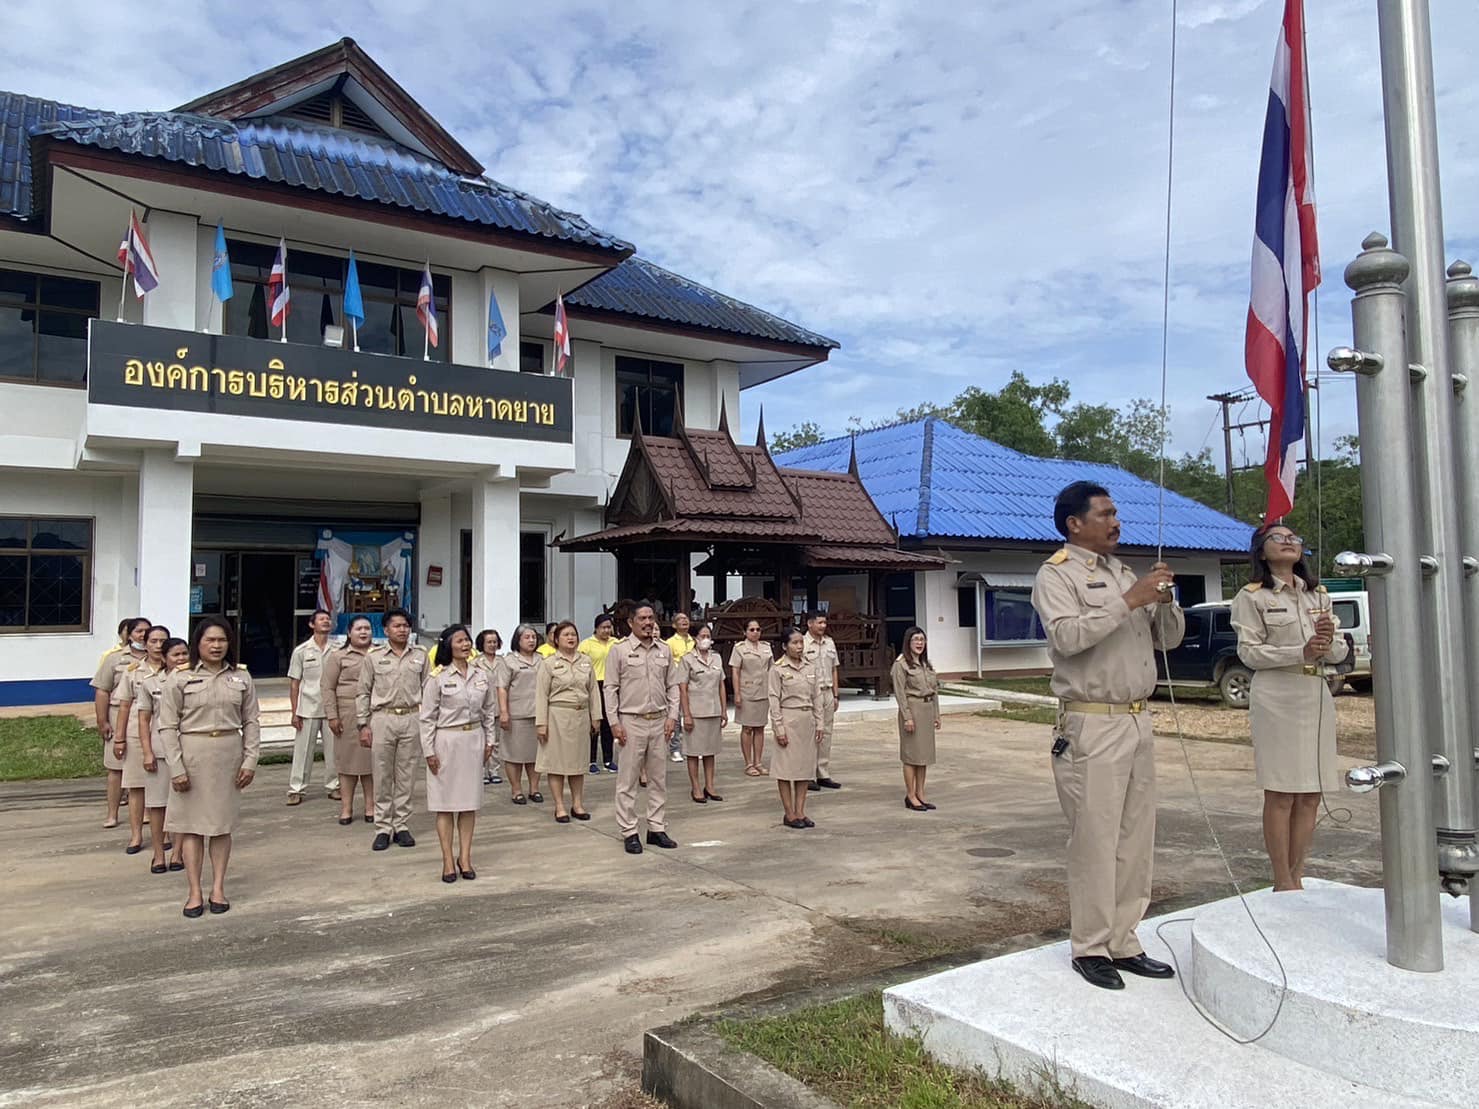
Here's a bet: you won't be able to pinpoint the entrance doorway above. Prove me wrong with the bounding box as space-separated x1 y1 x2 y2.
191 548 318 675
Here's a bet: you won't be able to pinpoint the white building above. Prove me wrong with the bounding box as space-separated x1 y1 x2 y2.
0 39 836 705
777 418 1251 677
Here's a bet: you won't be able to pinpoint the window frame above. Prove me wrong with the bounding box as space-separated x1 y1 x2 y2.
0 267 101 389
519 529 549 625
519 340 545 375
614 355 685 438
978 586 1046 647
0 516 93 633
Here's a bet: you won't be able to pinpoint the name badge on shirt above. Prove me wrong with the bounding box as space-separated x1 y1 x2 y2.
1267 607 1288 613
1086 581 1108 590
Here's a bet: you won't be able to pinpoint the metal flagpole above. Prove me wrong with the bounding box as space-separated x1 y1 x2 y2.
423 260 430 362
117 213 129 322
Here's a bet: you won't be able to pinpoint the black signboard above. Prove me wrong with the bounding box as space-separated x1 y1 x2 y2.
87 320 572 443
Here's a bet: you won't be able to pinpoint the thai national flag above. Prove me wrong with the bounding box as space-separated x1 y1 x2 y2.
416 265 439 347
268 239 291 329
116 212 160 298
1245 0 1320 522
553 292 571 376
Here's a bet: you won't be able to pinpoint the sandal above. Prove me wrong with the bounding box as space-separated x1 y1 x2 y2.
511 794 528 805
745 765 762 777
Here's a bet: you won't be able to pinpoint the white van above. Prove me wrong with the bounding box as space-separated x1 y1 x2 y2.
1323 585 1371 694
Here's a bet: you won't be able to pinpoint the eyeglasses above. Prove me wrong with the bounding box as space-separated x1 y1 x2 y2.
1265 533 1304 547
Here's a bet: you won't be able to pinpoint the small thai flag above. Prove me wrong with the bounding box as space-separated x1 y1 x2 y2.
553 292 571 376
116 212 160 298
268 239 291 331
417 265 439 348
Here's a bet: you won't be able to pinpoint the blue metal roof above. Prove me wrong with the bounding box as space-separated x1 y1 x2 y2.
1 90 632 253
777 417 1253 554
568 256 839 351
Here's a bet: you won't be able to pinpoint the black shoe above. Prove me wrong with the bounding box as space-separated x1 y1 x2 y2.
168 859 185 872
815 777 841 789
784 817 805 829
624 834 643 855
572 810 591 821
646 831 678 849
125 843 144 855
183 902 205 919
372 833 392 851
337 816 354 826
460 867 476 880
364 815 374 824
511 794 528 805
555 814 571 824
1112 954 1175 979
1072 956 1125 990
691 793 707 804
393 830 416 848
150 862 168 874
441 871 457 883
905 797 928 812
921 801 937 810
208 899 230 915
800 817 815 828
704 789 724 802
528 792 544 803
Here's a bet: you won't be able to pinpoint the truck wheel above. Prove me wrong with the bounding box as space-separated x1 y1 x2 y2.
1326 675 1345 697
1219 665 1252 710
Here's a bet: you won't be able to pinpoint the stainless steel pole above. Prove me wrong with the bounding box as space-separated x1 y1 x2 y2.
1377 0 1479 894
1444 259 1479 932
1331 234 1443 971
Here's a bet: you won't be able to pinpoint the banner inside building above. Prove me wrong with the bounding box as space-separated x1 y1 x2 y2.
315 529 415 633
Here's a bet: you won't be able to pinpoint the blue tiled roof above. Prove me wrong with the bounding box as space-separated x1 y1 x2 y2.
568 256 839 350
0 91 632 253
777 417 1253 554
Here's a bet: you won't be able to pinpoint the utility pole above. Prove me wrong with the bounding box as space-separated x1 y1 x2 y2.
1207 390 1266 515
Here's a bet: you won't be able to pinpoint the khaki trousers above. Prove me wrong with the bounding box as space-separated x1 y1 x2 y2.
371 712 418 834
289 716 338 794
614 715 668 836
815 690 838 777
1051 711 1156 959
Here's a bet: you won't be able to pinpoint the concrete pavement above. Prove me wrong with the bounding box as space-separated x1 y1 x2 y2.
0 711 1383 1108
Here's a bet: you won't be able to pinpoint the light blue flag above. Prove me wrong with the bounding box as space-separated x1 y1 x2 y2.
210 222 233 302
487 287 507 360
343 251 365 333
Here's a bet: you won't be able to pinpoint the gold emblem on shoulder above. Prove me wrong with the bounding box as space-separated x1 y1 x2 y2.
1243 582 1264 592
1047 549 1069 565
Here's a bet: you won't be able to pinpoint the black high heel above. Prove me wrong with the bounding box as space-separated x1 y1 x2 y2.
905 797 928 812
441 870 457 883
459 866 476 880
704 789 724 802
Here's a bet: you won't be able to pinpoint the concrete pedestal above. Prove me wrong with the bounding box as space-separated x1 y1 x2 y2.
883 880 1475 1108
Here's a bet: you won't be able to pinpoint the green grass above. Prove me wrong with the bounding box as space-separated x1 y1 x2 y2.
977 703 1059 727
958 676 1054 696
0 716 104 781
718 991 1088 1109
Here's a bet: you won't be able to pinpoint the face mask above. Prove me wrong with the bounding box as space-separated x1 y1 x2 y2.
697 638 712 651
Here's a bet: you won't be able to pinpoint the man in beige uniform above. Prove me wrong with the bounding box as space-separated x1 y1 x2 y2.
802 611 842 789
606 604 681 855
1031 481 1184 991
356 608 427 851
286 608 338 804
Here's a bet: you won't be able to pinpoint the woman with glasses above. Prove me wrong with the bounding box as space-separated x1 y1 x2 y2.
324 616 376 826
1231 525 1347 892
496 625 544 805
421 625 498 881
891 626 941 812
729 619 773 776
157 618 261 918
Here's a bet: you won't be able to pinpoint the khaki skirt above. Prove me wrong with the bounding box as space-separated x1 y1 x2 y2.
331 696 374 777
103 709 125 772
770 708 820 782
898 696 938 766
502 717 538 764
425 726 486 813
164 732 245 837
1250 669 1340 793
535 705 592 776
683 716 723 758
120 718 169 808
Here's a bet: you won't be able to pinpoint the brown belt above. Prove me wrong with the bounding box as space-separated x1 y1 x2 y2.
909 694 936 702
1061 700 1146 716
376 706 416 715
180 729 236 737
440 722 478 731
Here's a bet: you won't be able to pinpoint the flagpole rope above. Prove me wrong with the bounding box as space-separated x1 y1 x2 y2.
1149 0 1291 1046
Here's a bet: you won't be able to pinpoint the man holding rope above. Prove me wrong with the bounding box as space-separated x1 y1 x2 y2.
1032 481 1185 991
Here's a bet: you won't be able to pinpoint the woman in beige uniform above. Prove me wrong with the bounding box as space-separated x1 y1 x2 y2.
681 624 728 803
157 618 261 918
133 636 189 873
1231 524 1347 892
497 625 544 805
474 629 504 785
112 624 171 856
421 625 498 882
891 626 941 812
535 621 601 823
92 616 150 827
324 616 376 826
768 629 824 829
729 620 773 776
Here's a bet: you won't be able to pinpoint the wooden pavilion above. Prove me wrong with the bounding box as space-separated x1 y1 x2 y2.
558 407 950 693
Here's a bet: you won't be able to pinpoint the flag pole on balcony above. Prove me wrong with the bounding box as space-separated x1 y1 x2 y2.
417 262 438 362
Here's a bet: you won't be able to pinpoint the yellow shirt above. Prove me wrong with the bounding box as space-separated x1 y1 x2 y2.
665 633 695 662
578 635 616 681
427 643 481 668
537 643 557 658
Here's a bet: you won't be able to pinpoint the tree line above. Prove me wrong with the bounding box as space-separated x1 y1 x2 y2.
769 372 1363 578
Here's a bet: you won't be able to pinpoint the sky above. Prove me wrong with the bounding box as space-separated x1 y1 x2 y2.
4 0 1478 466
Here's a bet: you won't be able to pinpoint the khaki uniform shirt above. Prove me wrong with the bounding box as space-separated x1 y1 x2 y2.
355 643 429 727
681 649 726 717
890 658 939 724
92 646 143 707
157 662 262 777
728 640 773 702
419 663 498 756
535 652 601 729
1230 579 1348 671
321 645 369 722
1031 544 1185 705
768 656 824 728
802 633 839 691
287 636 330 718
496 653 542 718
603 637 681 719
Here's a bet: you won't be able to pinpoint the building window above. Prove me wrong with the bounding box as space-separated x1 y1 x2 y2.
982 588 1046 643
616 356 683 437
957 583 977 628
519 531 547 624
0 268 101 386
0 517 92 632
519 341 545 374
223 241 450 361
